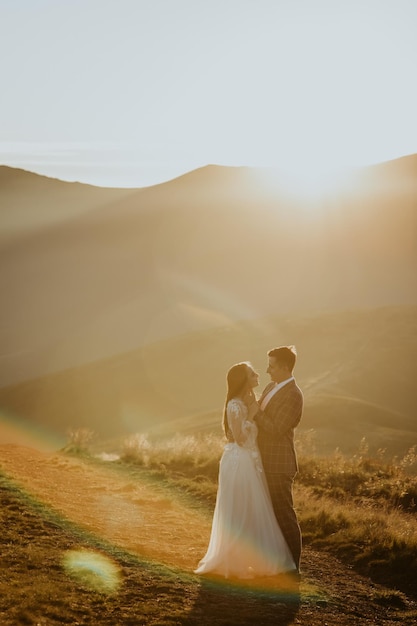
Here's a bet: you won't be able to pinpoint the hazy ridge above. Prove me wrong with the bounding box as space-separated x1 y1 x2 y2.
1 306 415 456
1 157 416 387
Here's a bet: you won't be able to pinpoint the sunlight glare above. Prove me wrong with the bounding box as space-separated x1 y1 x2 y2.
63 549 121 594
251 160 358 205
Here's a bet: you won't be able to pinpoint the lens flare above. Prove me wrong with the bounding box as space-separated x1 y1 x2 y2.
0 410 64 451
62 549 121 594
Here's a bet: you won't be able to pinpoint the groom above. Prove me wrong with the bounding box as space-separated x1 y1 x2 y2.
254 345 303 575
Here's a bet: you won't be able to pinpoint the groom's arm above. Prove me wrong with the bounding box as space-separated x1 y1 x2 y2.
255 389 303 436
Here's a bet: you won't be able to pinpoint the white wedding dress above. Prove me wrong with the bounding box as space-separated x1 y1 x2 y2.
194 398 296 579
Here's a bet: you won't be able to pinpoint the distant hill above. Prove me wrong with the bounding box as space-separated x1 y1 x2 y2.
0 306 415 457
0 165 133 238
0 155 416 389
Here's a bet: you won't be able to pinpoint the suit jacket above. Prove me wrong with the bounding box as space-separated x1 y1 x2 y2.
256 379 303 477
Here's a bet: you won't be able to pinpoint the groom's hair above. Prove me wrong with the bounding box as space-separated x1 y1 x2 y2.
268 345 297 372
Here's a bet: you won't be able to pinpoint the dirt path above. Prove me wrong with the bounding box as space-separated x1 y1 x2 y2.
1 444 416 625
0 444 209 572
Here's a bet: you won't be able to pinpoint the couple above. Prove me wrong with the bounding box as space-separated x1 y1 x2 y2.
195 346 303 580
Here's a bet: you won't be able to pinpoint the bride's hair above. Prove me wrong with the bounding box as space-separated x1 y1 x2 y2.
222 362 250 439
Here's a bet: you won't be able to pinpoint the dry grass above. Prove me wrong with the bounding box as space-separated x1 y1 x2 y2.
120 432 222 482
296 485 417 593
2 435 417 625
298 435 417 512
104 429 417 599
62 427 95 455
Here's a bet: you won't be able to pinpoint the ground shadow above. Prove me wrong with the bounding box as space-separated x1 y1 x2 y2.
182 574 300 625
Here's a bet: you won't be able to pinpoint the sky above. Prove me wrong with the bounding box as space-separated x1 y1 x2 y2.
0 0 416 188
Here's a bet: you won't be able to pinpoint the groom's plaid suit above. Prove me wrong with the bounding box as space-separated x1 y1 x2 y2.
255 380 303 570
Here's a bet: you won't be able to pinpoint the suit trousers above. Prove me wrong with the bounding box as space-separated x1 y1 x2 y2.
265 473 302 571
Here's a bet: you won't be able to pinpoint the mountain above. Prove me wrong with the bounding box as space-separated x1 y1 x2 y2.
0 165 133 239
1 156 416 389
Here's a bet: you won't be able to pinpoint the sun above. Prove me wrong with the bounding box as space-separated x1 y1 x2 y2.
281 162 356 199
249 160 358 206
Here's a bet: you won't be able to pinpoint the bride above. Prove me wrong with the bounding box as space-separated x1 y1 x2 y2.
194 362 296 579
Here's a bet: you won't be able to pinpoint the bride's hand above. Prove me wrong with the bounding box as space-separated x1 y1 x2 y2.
246 397 259 421
243 390 255 405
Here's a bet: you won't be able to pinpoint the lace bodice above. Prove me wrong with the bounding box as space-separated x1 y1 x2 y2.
226 398 263 474
226 398 258 449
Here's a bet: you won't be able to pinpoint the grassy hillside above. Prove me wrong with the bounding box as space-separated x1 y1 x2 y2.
2 442 416 625
1 306 416 457
76 431 417 600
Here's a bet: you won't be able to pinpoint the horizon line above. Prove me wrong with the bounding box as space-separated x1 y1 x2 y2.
1 151 416 190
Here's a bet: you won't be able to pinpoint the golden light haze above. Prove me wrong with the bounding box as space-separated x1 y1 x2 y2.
0 157 415 458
